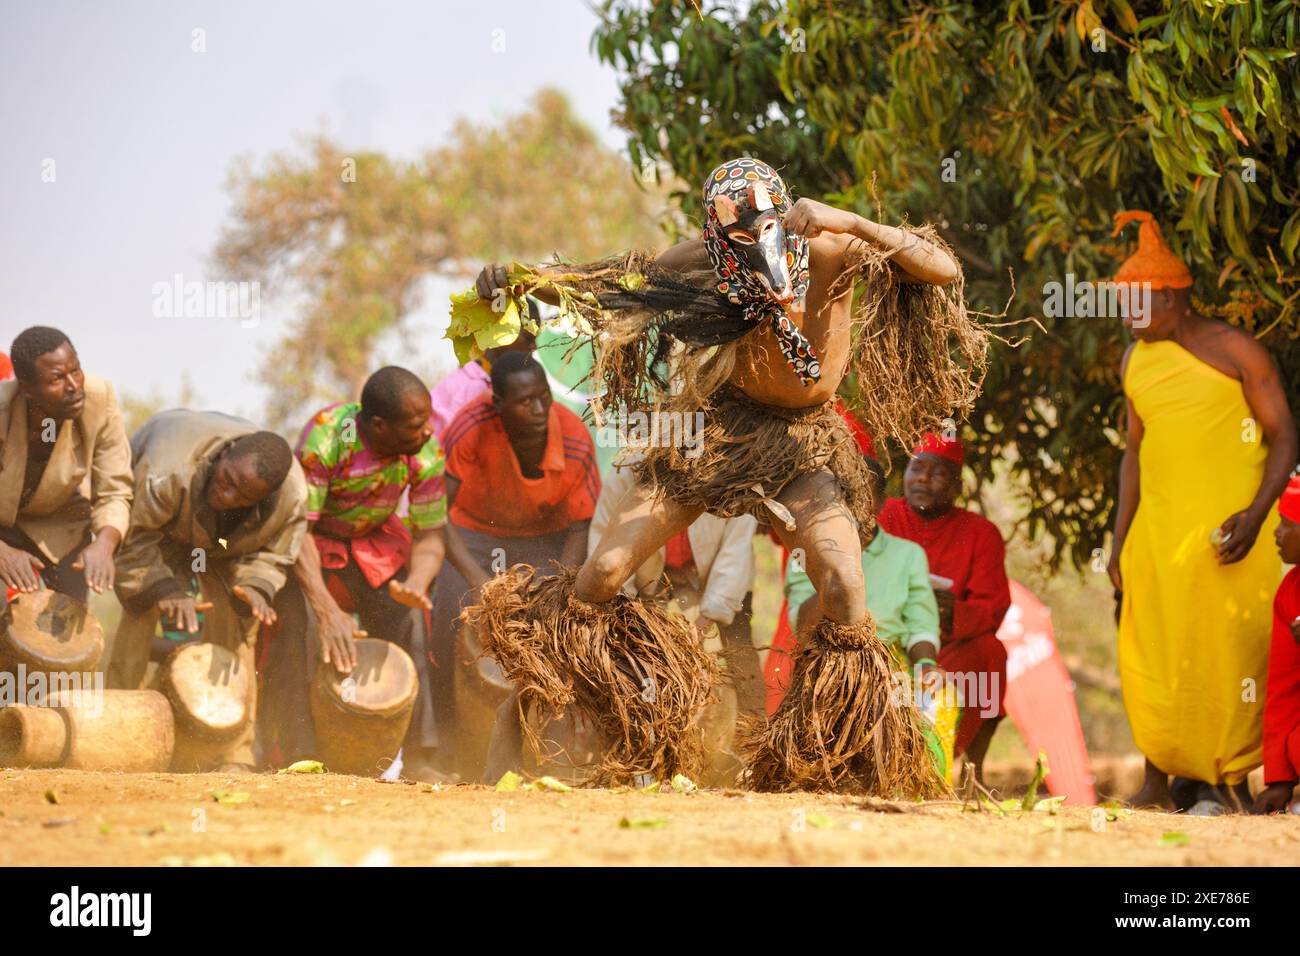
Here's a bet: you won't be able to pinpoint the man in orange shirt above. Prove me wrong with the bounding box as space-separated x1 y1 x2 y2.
429 351 600 776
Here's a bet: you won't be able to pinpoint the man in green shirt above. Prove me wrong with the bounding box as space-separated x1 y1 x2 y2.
785 457 941 681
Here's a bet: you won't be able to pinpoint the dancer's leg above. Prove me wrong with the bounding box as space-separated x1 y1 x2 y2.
769 468 866 626
484 481 703 780
575 481 704 602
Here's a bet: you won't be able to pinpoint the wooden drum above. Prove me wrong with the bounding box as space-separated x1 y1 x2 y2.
157 642 253 771
0 590 104 675
310 638 417 776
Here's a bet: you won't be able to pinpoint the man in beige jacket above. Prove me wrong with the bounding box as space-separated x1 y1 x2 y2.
0 327 132 602
107 409 308 770
590 459 762 715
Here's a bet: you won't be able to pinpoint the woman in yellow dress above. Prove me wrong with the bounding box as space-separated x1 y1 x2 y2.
1108 211 1297 811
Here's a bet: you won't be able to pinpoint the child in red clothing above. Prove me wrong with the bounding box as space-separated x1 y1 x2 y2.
1255 474 1300 814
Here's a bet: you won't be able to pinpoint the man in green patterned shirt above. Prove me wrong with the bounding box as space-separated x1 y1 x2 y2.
263 367 471 782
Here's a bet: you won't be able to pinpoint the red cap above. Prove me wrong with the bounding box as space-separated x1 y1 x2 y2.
1280 474 1300 524
912 432 964 466
0 352 11 382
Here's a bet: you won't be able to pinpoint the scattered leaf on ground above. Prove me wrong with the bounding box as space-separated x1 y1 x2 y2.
670 774 697 793
212 791 250 805
44 789 59 805
1033 796 1067 814
529 776 573 793
279 760 327 774
619 816 669 829
494 771 522 792
1160 831 1191 847
806 812 835 830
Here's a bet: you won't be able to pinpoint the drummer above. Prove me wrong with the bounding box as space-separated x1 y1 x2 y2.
0 327 132 603
265 366 476 783
430 351 600 777
105 410 308 770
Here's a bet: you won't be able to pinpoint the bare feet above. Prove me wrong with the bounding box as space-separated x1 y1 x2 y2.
1252 782 1296 815
1126 759 1174 810
1126 784 1176 810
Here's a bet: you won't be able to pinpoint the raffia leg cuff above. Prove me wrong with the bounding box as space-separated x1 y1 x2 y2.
462 564 721 787
739 615 946 797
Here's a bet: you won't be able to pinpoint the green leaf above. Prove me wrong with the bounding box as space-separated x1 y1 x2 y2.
1281 210 1300 263
1032 795 1067 814
494 771 523 792
1111 0 1139 33
1021 751 1051 810
278 759 327 774
212 791 250 805
619 816 669 829
529 776 573 793
1159 831 1190 847
670 773 698 793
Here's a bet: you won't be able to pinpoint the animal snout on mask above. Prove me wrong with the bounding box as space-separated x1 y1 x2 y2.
713 187 794 304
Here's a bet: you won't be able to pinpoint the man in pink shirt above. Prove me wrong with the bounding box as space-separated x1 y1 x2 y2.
429 310 537 441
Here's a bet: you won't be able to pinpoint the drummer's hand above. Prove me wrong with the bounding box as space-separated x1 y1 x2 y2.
233 585 277 626
388 577 432 611
1289 616 1300 643
474 262 512 304
0 540 45 593
320 607 365 674
158 594 210 634
71 537 116 594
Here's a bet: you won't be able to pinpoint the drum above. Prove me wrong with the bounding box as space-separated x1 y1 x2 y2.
310 638 417 776
0 590 104 674
0 690 174 772
157 642 253 771
452 618 512 781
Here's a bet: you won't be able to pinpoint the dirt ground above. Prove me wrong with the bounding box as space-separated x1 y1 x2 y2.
4 767 1297 866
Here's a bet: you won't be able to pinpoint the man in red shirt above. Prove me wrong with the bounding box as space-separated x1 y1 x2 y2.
429 351 600 777
1256 474 1300 814
878 433 1011 784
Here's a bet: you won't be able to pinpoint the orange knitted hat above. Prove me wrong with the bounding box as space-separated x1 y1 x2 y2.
1111 210 1192 289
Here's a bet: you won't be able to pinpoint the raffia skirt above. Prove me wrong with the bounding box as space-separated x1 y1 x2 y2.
631 384 877 534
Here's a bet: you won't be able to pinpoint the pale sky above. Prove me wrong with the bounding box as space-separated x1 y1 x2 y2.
1 0 629 420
